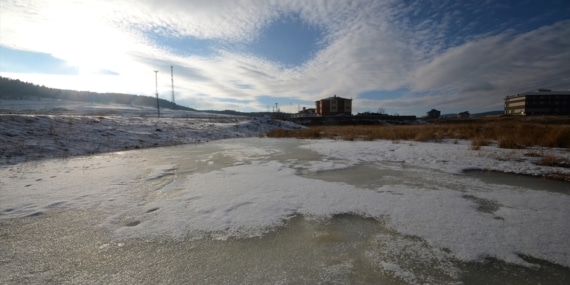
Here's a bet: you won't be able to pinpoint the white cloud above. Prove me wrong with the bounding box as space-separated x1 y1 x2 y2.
410 20 570 111
413 21 570 91
115 0 277 42
1 0 569 115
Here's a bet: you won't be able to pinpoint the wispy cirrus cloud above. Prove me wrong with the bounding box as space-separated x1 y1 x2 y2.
1 0 568 115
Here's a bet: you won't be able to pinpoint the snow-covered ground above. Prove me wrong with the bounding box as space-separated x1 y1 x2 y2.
1 100 569 284
0 99 302 164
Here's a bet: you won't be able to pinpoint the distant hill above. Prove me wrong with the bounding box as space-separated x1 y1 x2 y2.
201 109 275 117
440 111 503 119
0 77 284 117
471 111 503 117
0 77 194 111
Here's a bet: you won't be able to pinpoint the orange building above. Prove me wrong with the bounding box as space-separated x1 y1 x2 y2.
315 95 352 117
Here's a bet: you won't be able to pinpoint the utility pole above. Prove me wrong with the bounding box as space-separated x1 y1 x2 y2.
154 70 160 118
171 66 175 104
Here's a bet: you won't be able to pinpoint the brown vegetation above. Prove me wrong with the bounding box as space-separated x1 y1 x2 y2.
537 155 570 167
267 116 570 149
268 116 570 181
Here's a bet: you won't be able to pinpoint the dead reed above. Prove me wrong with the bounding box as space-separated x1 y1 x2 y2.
267 116 570 149
537 155 570 167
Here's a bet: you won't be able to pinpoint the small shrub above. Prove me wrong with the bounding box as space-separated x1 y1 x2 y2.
537 155 569 168
524 152 542 157
498 136 521 149
267 127 323 139
266 129 288 138
414 129 435 142
542 127 570 148
303 128 322 139
471 136 490 150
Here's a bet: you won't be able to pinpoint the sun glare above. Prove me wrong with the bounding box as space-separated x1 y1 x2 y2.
41 2 134 78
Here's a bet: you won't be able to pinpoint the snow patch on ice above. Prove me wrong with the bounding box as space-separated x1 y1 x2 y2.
301 139 570 178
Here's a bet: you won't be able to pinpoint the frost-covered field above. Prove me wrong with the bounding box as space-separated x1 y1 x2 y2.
1 100 569 284
0 99 302 164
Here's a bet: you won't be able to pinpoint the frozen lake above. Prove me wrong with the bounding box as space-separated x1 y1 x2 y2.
1 138 569 284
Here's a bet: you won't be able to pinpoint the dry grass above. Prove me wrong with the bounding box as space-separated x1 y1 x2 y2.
470 136 491 150
267 116 570 149
268 116 570 181
537 155 570 167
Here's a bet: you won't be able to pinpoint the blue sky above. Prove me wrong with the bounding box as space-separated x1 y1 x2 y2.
1 0 569 116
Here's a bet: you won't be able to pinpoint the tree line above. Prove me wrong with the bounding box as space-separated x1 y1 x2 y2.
0 77 194 111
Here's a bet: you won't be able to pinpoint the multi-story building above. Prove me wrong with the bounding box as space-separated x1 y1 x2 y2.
315 95 352 117
457 111 470 118
291 107 317 118
504 89 570 115
427 109 441 118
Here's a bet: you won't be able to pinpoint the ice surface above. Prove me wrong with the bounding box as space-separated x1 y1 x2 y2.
1 101 570 277
2 137 569 270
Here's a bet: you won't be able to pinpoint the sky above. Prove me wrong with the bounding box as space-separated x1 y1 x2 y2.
1 0 569 116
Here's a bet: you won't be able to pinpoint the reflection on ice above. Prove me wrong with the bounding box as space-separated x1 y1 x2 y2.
464 169 570 194
2 211 568 285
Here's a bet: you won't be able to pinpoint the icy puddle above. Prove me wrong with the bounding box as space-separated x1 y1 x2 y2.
1 138 569 284
464 169 570 194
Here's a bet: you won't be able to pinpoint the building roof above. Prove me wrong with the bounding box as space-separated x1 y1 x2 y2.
507 89 570 99
318 94 352 101
298 108 315 113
